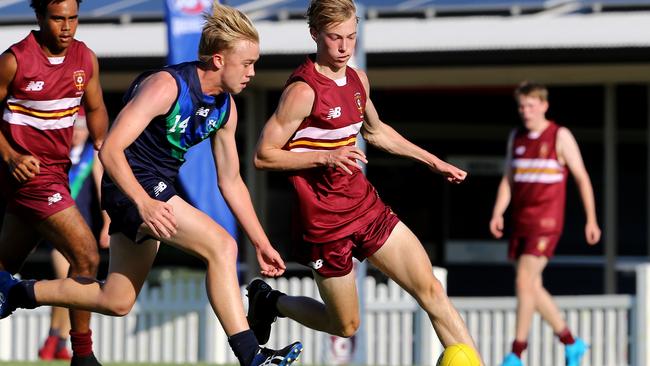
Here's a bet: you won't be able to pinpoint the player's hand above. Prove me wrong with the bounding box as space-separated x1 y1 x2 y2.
93 139 104 151
8 153 40 183
323 146 368 175
585 221 601 245
137 198 177 239
255 244 286 278
490 215 504 239
98 211 111 249
432 160 467 184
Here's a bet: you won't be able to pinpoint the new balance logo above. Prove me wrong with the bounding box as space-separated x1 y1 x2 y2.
196 107 210 117
327 107 342 119
153 181 167 197
25 81 45 91
308 259 324 270
47 193 62 206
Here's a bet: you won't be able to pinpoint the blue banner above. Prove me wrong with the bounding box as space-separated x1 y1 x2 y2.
164 0 238 239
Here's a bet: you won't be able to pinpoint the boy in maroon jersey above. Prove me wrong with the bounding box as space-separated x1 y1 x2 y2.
248 0 482 364
0 1 107 365
489 81 601 366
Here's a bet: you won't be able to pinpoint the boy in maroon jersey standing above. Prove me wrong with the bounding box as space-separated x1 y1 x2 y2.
0 1 108 365
489 81 600 366
247 0 482 364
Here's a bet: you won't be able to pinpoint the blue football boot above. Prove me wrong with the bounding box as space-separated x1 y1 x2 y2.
565 338 588 366
251 342 303 366
501 353 523 366
0 271 19 319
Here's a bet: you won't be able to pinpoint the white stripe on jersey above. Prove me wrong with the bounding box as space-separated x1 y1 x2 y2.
514 173 564 184
7 96 82 111
3 111 76 130
292 121 363 142
512 158 562 169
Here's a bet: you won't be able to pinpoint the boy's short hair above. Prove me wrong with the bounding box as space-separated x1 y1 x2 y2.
30 0 82 16
198 2 259 64
307 0 357 33
514 81 548 102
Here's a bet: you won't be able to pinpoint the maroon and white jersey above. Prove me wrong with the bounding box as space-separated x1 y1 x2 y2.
285 55 386 243
2 31 93 174
510 122 568 236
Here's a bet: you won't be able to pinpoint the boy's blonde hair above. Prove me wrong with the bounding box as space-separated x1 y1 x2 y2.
307 0 357 33
514 81 548 102
199 2 259 63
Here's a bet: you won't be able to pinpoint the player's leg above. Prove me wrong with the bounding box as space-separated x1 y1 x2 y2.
49 249 72 336
527 256 586 366
150 196 302 366
0 212 40 273
36 205 101 364
280 271 360 337
514 254 545 342
31 232 158 316
368 222 478 350
39 249 72 360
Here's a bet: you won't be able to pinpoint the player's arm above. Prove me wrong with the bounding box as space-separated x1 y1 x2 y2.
212 97 286 277
557 127 601 245
0 51 40 182
98 72 177 238
356 69 466 183
254 81 367 174
489 130 515 239
83 50 109 150
91 151 110 248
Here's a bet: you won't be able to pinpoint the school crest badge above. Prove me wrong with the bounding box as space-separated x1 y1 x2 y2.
73 70 85 91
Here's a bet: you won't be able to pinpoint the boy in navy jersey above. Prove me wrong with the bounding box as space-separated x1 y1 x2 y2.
1 4 302 366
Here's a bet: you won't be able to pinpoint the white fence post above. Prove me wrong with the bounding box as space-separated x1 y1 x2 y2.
415 267 447 366
634 263 650 366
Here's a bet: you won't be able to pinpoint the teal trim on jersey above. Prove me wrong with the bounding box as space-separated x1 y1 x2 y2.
163 73 229 162
165 102 186 160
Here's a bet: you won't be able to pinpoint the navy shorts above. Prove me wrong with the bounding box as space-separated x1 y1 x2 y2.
102 173 177 243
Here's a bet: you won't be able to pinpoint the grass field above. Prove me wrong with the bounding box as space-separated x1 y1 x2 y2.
0 363 220 366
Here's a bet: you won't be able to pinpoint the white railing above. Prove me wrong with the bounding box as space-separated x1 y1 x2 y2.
1 264 648 365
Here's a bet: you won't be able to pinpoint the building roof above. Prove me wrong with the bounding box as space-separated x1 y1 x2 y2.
2 10 650 58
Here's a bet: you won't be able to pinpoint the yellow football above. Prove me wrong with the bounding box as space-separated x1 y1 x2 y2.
436 344 480 366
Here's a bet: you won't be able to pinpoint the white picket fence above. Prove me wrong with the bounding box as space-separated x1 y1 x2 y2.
1 265 648 366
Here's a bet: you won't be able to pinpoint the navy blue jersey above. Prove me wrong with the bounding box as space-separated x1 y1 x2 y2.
123 61 230 179
102 62 230 210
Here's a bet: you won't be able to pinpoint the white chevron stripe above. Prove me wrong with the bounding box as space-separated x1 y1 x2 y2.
7 96 82 111
292 121 363 142
3 110 76 130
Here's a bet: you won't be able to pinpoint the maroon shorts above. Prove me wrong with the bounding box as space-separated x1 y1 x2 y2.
508 233 561 260
4 171 75 222
294 206 400 278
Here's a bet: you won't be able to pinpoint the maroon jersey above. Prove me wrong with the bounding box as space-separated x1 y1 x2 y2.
2 31 93 175
510 122 568 236
285 55 386 243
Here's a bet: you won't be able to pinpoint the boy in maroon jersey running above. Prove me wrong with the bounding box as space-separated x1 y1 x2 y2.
489 81 601 366
247 0 482 364
0 1 107 365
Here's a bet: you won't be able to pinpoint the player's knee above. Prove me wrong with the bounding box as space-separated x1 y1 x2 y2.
68 249 100 275
102 295 136 317
331 318 360 338
204 234 237 264
416 276 446 306
515 274 535 294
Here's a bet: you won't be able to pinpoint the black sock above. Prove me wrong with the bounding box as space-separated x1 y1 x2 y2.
228 329 260 366
268 291 286 318
8 280 37 309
